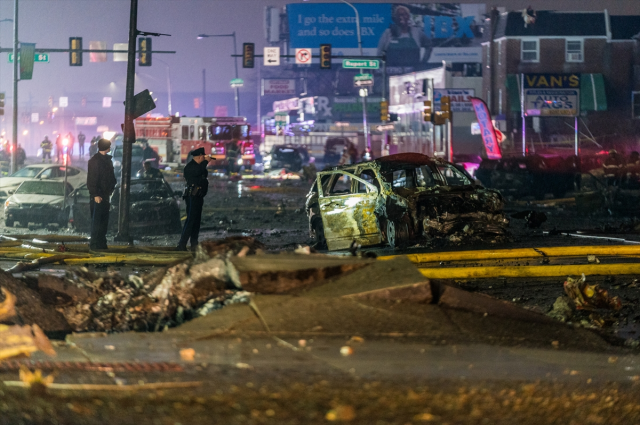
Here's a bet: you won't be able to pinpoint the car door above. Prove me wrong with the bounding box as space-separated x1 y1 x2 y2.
317 170 382 251
70 183 91 232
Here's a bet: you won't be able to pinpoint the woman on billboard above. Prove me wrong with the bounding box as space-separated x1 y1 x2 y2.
377 5 432 67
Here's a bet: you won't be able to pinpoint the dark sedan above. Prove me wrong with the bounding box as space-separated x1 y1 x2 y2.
69 179 182 234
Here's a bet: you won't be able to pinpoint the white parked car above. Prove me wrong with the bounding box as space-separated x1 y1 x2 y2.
0 164 86 200
4 180 73 228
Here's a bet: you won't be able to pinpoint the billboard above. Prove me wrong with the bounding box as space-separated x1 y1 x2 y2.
434 89 475 112
523 73 580 117
287 3 485 72
263 79 297 95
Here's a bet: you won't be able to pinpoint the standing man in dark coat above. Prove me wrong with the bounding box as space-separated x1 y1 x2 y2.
86 139 117 250
176 147 212 251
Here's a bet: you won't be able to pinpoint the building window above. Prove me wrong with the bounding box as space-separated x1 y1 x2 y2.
521 40 539 62
566 39 583 62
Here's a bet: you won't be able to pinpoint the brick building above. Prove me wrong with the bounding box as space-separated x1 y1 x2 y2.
482 10 640 154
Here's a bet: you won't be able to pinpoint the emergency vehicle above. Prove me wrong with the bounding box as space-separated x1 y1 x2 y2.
134 116 255 171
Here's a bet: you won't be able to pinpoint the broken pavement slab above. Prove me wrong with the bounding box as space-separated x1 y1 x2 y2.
231 253 374 294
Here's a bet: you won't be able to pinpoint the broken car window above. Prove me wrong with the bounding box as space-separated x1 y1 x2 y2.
437 164 472 186
415 166 439 188
358 170 379 193
328 174 353 195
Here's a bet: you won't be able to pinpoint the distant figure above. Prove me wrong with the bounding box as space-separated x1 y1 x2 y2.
136 158 163 179
382 144 390 157
77 131 86 158
603 149 623 186
89 136 99 157
141 141 160 168
66 132 75 158
55 134 63 163
40 136 53 163
16 144 26 168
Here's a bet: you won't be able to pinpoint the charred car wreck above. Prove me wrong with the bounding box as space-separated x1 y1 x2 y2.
306 154 509 251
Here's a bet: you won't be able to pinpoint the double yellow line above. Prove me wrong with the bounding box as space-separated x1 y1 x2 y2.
381 245 640 279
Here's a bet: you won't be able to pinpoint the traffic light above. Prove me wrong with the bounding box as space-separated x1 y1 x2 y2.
0 92 4 116
139 37 152 66
423 100 432 122
440 96 451 120
380 100 389 122
243 43 255 68
320 44 331 69
69 37 82 66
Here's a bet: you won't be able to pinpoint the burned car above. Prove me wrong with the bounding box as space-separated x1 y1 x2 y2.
306 153 508 251
69 178 182 234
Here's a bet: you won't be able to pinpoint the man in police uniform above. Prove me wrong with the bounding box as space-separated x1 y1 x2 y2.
176 147 212 251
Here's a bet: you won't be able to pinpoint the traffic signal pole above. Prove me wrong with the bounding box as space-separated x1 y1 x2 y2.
11 0 18 175
115 0 138 244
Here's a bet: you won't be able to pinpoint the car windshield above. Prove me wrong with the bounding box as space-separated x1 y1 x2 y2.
16 181 68 196
112 145 144 158
114 180 171 203
11 167 42 178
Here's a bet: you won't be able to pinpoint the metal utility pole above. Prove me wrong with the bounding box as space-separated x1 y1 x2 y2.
11 0 18 174
340 0 370 151
115 0 138 244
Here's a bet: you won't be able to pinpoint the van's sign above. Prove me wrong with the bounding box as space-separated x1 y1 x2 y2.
524 73 580 117
524 73 580 89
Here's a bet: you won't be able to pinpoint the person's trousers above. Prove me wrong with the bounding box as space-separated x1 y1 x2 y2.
177 195 204 249
42 151 51 163
90 199 110 249
79 144 84 157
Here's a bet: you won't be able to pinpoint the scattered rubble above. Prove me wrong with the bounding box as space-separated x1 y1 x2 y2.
564 274 622 310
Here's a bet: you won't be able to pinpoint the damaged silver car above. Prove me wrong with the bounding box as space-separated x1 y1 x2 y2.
306 153 509 251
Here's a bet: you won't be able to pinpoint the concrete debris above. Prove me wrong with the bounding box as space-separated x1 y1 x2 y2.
510 210 548 228
564 274 622 310
0 288 17 321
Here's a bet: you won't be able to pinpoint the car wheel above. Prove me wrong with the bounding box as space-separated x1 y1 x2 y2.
386 220 396 249
4 219 13 228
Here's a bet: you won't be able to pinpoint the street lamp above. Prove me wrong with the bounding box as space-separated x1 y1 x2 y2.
197 32 240 116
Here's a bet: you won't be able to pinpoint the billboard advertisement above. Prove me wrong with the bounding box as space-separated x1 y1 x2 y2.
434 89 475 112
287 3 485 73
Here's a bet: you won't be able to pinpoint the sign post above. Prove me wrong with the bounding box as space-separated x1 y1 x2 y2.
353 73 373 87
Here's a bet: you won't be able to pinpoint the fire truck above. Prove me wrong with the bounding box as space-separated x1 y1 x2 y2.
134 116 255 171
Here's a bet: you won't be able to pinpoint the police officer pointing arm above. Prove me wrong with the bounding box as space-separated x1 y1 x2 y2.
176 147 212 252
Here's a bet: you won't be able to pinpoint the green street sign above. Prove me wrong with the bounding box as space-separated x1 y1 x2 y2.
230 78 244 88
354 73 373 81
8 53 49 63
343 59 379 69
354 73 374 87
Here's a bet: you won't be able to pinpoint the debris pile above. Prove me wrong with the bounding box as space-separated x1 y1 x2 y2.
1 237 264 333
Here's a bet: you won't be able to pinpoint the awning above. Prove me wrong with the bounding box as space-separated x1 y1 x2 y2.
505 74 521 112
504 73 607 112
580 73 607 111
